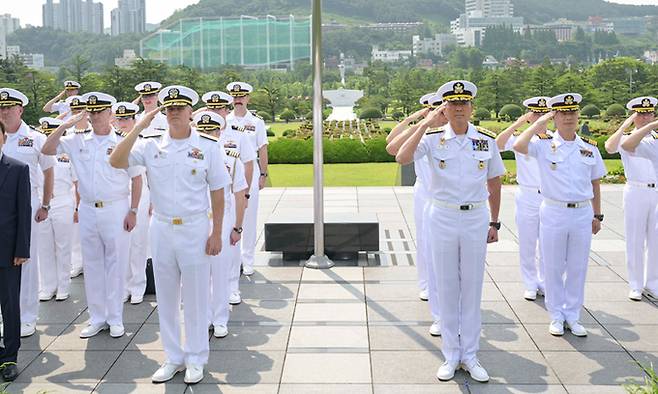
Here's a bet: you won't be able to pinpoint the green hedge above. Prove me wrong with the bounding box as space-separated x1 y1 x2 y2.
268 136 395 164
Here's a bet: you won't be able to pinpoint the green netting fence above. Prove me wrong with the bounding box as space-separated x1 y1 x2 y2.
140 16 311 70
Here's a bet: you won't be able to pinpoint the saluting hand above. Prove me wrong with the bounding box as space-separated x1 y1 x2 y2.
534 111 555 128
60 111 87 131
134 106 163 132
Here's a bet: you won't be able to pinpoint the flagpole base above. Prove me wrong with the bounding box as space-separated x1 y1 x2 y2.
304 254 334 269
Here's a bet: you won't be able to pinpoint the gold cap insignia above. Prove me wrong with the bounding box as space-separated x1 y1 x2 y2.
538 98 547 107
453 82 464 94
169 88 179 98
88 95 98 105
144 84 151 92
233 84 241 92
118 105 126 114
72 98 79 106
211 94 220 103
642 98 651 107
41 121 49 129
564 95 574 105
0 91 8 100
201 114 211 124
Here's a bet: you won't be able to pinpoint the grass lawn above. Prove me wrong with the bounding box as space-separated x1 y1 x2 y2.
269 163 398 187
268 159 624 187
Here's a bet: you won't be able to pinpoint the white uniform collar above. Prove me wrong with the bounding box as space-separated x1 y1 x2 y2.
160 127 201 151
442 122 478 142
84 127 118 144
9 121 31 137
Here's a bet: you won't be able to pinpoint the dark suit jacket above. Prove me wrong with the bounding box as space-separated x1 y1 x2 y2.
0 153 31 267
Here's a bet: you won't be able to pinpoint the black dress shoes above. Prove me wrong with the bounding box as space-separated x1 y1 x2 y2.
1 363 19 381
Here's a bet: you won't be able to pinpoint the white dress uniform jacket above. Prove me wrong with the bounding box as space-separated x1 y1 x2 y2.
527 132 607 323
128 128 231 366
226 110 268 271
2 122 56 326
57 129 140 327
413 123 505 365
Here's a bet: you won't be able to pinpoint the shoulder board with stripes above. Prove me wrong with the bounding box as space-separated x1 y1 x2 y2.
475 126 496 139
653 133 658 140
513 131 522 136
580 136 598 146
537 133 552 140
623 131 632 135
75 129 90 134
199 132 219 142
425 127 444 135
225 150 240 158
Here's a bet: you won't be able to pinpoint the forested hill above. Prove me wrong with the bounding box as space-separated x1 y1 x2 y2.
161 0 658 27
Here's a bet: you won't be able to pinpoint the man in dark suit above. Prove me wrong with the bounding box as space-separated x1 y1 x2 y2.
0 120 31 381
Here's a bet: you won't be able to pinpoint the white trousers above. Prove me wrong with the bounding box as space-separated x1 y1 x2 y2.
79 199 130 326
20 193 41 325
515 188 545 292
623 185 658 293
126 188 150 299
210 209 236 327
540 203 592 322
241 163 260 269
428 203 488 364
38 202 74 295
151 214 211 366
70 222 83 273
414 185 440 322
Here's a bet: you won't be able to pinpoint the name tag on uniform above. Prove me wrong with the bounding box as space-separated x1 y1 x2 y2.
579 149 593 158
18 137 34 147
188 148 205 160
57 154 70 163
472 139 489 152
244 125 256 132
224 141 237 149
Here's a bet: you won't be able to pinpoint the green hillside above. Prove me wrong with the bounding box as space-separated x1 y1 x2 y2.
160 0 658 27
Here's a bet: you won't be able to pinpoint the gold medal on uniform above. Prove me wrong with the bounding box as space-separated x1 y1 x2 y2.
191 169 197 175
439 137 446 148
550 162 557 170
478 160 485 170
439 160 446 169
551 144 556 153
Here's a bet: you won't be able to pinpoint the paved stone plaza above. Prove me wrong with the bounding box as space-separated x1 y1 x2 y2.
3 185 658 393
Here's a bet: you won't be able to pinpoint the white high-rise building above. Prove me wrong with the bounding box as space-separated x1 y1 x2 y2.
452 0 521 46
465 0 514 18
43 0 104 34
111 0 146 36
0 14 21 59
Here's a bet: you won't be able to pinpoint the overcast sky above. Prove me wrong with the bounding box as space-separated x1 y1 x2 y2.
1 0 200 27
2 0 658 28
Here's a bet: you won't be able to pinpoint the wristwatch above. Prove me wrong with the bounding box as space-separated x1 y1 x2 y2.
260 172 268 178
41 204 51 212
233 227 243 234
594 214 604 222
130 207 138 215
245 193 251 200
489 221 501 230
